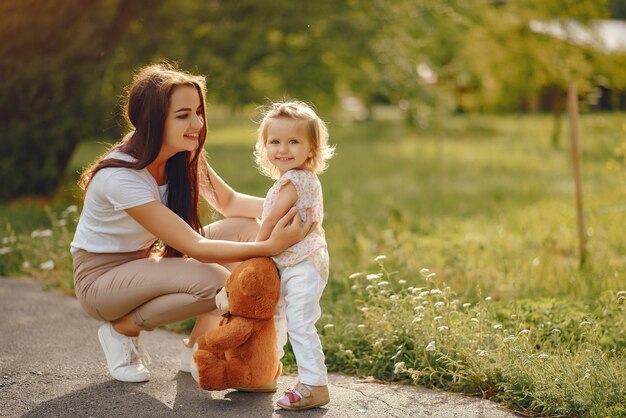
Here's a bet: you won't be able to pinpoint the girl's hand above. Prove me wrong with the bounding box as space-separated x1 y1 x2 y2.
267 207 315 254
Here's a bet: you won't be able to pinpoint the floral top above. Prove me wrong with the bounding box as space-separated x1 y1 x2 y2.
262 169 328 280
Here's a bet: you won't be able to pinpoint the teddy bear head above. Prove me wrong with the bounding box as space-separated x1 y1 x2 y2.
216 257 280 319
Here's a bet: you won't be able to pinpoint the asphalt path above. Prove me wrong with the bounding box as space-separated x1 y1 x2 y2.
0 278 519 417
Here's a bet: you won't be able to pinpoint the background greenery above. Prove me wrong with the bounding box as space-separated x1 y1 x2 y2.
2 0 626 199
1 1 625 416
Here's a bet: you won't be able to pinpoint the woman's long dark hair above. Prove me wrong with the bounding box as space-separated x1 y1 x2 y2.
79 63 214 257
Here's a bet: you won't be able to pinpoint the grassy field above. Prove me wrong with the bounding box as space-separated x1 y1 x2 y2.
1 113 624 416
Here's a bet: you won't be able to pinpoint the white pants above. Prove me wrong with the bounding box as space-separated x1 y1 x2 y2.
274 259 328 386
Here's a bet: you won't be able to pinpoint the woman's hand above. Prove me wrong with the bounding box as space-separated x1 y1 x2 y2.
266 207 315 255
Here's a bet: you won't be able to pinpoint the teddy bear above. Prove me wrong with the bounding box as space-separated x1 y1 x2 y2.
190 257 282 391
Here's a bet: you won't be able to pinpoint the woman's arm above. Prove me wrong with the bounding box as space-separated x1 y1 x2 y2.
256 182 297 242
126 201 312 263
204 163 264 218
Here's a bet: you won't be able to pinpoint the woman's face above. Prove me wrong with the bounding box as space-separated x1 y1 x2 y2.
162 85 204 155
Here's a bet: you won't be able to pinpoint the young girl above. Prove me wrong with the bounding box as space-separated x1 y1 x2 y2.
70 64 312 383
254 101 335 410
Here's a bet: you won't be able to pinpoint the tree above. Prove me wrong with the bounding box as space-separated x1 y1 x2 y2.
463 0 611 147
0 0 148 201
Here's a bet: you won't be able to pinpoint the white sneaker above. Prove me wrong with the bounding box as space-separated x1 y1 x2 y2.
179 338 193 373
97 323 151 383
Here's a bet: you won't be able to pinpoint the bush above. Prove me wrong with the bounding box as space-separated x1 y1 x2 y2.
319 257 625 417
0 1 131 201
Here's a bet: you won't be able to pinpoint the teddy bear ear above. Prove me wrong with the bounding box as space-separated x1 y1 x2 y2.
238 266 258 296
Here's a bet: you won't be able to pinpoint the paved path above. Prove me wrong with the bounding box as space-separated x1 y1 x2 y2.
0 278 518 417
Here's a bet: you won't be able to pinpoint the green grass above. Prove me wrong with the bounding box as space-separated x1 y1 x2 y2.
1 112 625 416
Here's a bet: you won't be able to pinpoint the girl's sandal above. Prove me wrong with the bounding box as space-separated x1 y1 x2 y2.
276 382 330 410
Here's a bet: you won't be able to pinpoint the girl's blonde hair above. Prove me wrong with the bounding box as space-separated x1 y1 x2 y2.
254 101 335 179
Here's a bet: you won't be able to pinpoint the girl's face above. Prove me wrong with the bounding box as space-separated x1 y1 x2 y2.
265 118 313 176
162 85 204 156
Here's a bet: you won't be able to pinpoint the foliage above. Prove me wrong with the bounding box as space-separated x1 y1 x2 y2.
320 260 624 416
463 0 611 113
0 0 150 201
3 0 626 199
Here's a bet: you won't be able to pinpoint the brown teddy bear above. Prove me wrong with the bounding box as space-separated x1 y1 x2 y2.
190 257 282 391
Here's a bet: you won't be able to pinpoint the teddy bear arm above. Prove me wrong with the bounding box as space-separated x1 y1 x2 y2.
206 318 254 351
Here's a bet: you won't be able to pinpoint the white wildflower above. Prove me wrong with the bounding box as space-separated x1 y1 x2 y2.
31 229 53 238
351 285 359 291
377 281 389 287
366 274 380 281
419 291 429 297
485 296 492 301
470 318 480 323
434 302 445 309
64 205 78 214
361 307 369 312
349 272 362 279
39 260 55 270
374 255 387 262
434 316 443 321
426 341 436 351
437 326 449 332
502 335 516 343
323 324 334 329
493 324 503 329
55 219 67 227
344 349 353 355
414 306 425 312
398 280 406 285
394 361 406 374
419 268 430 277
462 303 471 308
0 247 11 255
477 350 488 357
412 317 423 324
366 285 374 291
390 295 399 301
357 324 365 329
551 328 561 334
518 329 531 335
430 289 442 295
537 353 549 359
583 370 591 380
22 261 31 269
579 321 592 326
426 272 436 279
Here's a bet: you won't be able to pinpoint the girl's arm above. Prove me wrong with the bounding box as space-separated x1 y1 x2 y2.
256 182 297 242
204 163 264 218
126 201 312 263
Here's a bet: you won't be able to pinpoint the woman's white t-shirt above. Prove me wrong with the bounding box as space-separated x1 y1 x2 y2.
70 151 168 254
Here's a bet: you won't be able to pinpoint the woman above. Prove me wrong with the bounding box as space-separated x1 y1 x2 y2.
71 63 313 383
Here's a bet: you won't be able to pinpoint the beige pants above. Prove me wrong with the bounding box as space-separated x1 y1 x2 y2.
72 217 259 330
